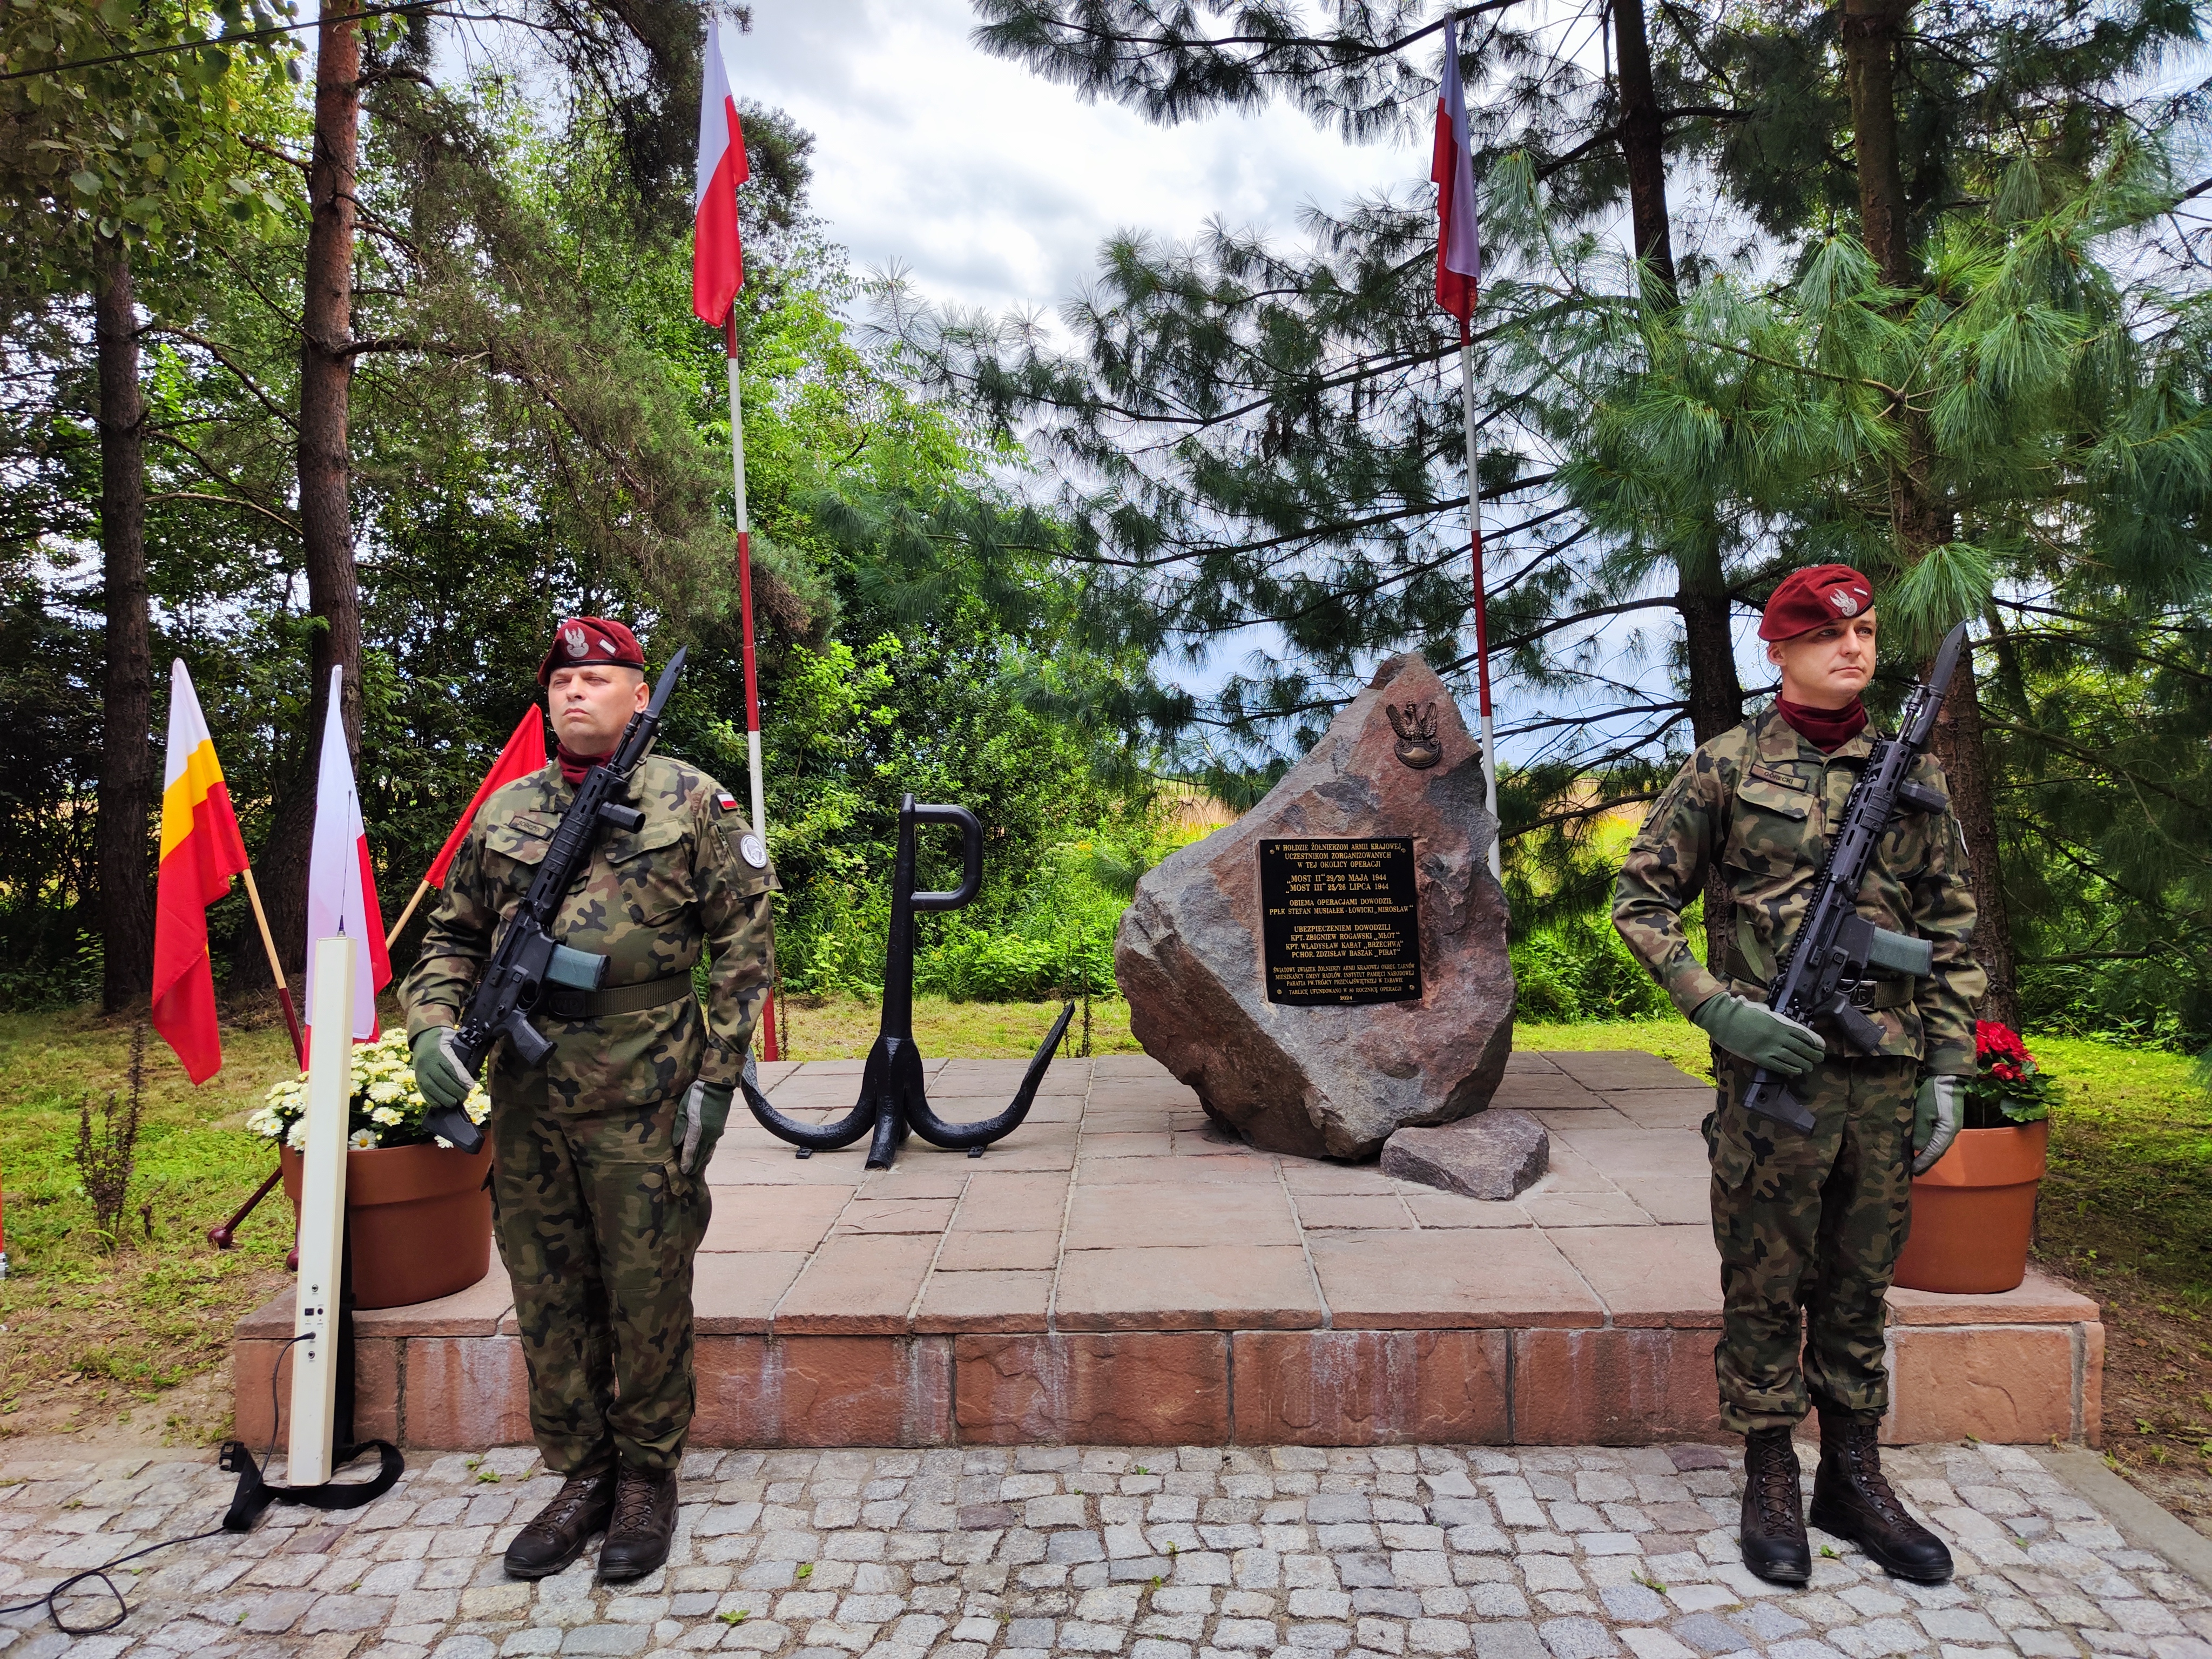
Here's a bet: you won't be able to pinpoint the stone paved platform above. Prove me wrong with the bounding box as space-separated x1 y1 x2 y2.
0 1437 2201 1659
233 1053 2103 1449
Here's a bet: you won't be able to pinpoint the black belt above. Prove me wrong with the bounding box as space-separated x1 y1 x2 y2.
542 973 695 1021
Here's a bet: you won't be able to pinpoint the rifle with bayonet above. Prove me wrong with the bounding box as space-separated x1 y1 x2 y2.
422 646 689 1155
1741 621 1971 1135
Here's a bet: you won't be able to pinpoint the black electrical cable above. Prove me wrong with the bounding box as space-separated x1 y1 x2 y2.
0 1333 309 1635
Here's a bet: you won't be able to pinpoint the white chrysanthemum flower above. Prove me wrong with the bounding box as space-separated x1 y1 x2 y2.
286 1118 309 1151
349 1128 379 1149
370 1105 402 1127
367 1079 403 1104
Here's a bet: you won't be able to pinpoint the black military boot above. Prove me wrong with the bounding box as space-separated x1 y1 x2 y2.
1809 1412 1954 1583
503 1462 616 1579
1739 1426 1811 1585
598 1465 679 1582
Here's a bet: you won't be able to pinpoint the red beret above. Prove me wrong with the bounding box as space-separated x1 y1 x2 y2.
538 617 646 686
1759 564 1876 641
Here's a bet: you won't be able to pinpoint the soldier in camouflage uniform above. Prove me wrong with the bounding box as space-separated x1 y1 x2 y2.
1614 566 1984 1589
403 617 775 1583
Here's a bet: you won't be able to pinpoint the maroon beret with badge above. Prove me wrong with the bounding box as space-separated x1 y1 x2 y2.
1759 564 1876 642
537 617 648 686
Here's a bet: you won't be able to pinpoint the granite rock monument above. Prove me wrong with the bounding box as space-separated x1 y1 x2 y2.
1116 653 1519 1161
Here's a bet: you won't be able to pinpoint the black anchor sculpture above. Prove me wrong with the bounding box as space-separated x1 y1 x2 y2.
741 794 1075 1169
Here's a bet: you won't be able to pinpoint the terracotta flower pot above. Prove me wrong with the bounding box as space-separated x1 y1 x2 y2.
1892 1118 2048 1295
281 1139 494 1310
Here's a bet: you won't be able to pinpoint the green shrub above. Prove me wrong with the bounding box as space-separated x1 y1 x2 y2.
1509 916 1675 1023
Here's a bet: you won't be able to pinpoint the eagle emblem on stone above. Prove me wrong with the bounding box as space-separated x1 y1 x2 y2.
1386 700 1441 770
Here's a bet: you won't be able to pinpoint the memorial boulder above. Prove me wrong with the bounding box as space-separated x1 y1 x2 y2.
1115 653 1518 1161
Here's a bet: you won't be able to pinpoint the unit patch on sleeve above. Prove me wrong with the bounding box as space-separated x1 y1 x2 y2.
739 833 768 869
714 790 740 814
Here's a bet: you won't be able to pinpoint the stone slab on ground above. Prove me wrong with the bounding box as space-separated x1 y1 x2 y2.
234 1051 2106 1450
1382 1110 1550 1199
3 1436 2203 1659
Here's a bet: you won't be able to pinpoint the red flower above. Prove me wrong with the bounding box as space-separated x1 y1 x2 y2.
1975 1019 2033 1069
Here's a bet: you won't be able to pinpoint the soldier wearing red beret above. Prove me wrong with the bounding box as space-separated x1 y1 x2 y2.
1614 568 1985 1587
403 617 777 1583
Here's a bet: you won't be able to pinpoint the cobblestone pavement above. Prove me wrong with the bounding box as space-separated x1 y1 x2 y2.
3 1441 2207 1659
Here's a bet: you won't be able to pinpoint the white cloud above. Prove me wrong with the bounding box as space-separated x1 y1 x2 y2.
733 0 1427 317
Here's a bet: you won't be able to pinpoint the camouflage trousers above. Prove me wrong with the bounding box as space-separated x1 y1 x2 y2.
1705 1053 1917 1434
487 1075 710 1476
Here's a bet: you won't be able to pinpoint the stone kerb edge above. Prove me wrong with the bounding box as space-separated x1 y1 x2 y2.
241 1313 2104 1449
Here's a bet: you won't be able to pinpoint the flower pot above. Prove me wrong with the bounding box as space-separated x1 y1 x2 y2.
281 1139 494 1310
1892 1118 2048 1295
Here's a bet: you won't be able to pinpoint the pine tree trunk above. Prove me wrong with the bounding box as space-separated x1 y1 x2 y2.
94 240 155 1014
1615 0 1736 976
1932 651 2019 1027
1678 549 1743 980
1842 0 1912 288
1611 0 1678 304
1842 0 2014 1023
259 0 367 973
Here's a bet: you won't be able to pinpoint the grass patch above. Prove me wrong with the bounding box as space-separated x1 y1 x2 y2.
2032 1037 2212 1301
781 994 1144 1060
1514 1015 1712 1081
0 1004 299 1443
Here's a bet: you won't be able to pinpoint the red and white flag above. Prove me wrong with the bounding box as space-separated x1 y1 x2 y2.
305 666 391 1040
1431 16 1481 327
692 17 749 326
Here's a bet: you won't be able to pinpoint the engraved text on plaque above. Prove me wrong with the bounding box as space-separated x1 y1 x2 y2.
1258 838 1422 1006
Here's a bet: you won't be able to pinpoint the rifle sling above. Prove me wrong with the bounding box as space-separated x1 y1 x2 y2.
542 972 695 1021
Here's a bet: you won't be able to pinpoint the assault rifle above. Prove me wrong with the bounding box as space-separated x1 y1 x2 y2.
423 648 688 1155
1741 621 1970 1134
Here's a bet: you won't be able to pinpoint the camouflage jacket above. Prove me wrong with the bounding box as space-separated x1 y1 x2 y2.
1612 706 1985 1076
401 754 777 1110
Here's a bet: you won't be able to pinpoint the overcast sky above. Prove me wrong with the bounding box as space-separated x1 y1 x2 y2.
721 0 1682 749
731 0 1437 320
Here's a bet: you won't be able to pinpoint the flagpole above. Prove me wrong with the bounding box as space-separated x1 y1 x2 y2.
385 877 430 953
239 865 307 1067
1459 321 1501 880
726 314 780 1061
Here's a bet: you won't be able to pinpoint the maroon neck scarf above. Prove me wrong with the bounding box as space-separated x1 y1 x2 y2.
555 741 613 785
1775 695 1867 753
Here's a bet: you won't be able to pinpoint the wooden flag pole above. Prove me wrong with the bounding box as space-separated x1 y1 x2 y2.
727 312 780 1061
240 865 306 1067
385 876 431 953
1458 319 1502 880
209 863 305 1250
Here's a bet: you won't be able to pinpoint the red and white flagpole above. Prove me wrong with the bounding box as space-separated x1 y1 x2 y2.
1458 321 1500 879
696 16 778 1060
726 316 779 1060
1434 16 1500 878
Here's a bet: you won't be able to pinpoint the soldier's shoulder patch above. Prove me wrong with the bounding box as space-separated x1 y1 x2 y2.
738 832 768 869
714 789 740 815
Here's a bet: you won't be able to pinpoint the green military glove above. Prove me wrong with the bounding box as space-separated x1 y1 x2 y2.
679 1079 734 1176
1691 992 1827 1078
1912 1075 1962 1175
410 1027 474 1112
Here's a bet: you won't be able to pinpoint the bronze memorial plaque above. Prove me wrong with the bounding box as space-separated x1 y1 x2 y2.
1258 837 1422 1006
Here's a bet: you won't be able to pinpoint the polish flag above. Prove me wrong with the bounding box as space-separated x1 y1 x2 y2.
1431 15 1482 327
304 666 391 1041
692 17 749 326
